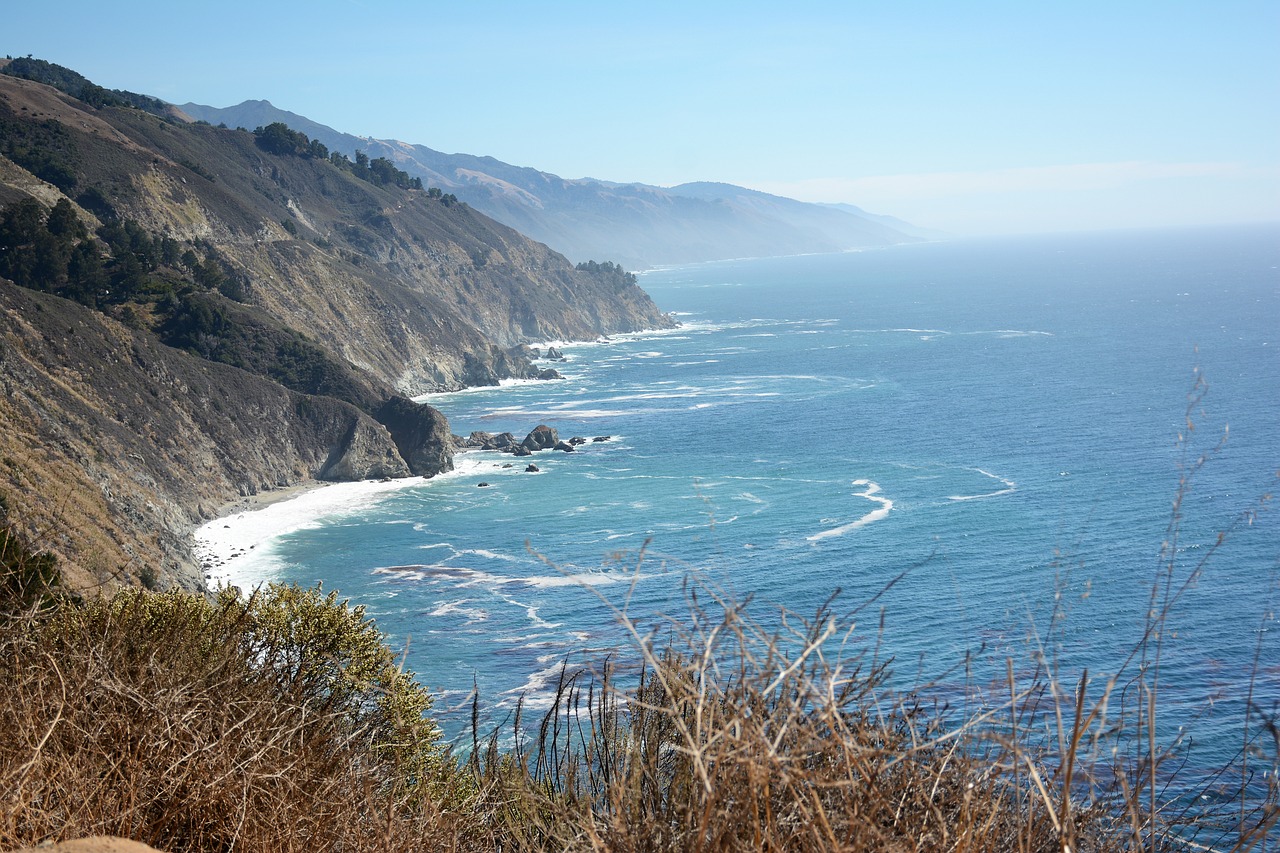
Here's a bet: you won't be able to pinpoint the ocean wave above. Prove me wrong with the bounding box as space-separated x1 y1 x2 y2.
960 330 1055 338
195 468 485 589
807 479 894 542
457 548 522 562
522 569 647 589
948 468 1017 501
428 599 490 623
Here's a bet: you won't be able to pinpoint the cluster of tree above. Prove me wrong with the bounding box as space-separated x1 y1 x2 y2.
253 122 330 160
159 293 370 401
425 186 459 206
575 259 638 288
332 148 424 191
0 195 362 403
252 123 437 194
0 196 244 309
1 56 171 117
0 103 80 193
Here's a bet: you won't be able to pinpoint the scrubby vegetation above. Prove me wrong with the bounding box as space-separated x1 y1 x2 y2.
1 56 171 117
576 259 639 288
0 490 1275 851
0 526 469 850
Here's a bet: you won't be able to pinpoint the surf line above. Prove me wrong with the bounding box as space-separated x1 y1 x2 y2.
808 479 893 542
948 468 1016 502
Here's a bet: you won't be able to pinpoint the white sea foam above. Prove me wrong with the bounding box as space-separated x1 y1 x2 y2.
499 659 575 709
948 468 1017 501
807 479 894 542
961 330 1055 338
411 376 548 403
196 457 492 590
522 569 647 589
428 599 490 623
457 548 521 562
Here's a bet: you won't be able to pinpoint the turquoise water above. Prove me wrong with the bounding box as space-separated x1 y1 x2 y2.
214 226 1278 777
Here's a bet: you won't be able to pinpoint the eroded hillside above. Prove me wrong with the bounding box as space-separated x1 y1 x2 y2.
0 63 674 591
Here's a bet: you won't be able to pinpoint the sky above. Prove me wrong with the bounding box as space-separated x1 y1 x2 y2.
5 1 1278 235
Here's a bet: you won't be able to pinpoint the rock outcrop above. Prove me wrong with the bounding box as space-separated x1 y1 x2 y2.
521 425 559 452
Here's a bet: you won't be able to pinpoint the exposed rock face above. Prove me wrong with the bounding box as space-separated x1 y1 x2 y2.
318 418 410 481
521 425 559 452
0 283 420 591
373 397 454 477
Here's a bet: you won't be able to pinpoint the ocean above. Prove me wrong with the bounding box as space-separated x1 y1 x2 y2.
199 225 1279 777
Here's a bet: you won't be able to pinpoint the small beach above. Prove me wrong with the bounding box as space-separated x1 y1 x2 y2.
195 455 494 592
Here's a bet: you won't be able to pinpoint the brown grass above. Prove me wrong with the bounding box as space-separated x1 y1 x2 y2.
0 585 484 852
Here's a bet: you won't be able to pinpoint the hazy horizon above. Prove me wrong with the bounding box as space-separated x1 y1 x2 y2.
6 1 1278 237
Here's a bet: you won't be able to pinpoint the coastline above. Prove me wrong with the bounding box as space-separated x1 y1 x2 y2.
194 323 678 594
193 452 507 592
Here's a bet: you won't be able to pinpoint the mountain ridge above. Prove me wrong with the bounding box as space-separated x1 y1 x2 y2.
179 100 923 268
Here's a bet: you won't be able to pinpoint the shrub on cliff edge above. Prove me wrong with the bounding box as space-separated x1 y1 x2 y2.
0 583 476 851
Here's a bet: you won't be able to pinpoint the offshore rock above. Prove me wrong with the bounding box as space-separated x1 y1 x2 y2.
521 424 559 451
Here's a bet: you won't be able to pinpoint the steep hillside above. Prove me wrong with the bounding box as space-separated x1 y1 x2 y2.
0 283 413 592
179 100 920 268
0 63 673 591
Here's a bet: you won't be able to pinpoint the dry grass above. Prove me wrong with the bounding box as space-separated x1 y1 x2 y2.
0 583 485 852
461 550 1277 852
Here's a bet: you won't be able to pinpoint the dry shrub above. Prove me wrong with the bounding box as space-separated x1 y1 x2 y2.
0 585 483 852
467 559 1277 853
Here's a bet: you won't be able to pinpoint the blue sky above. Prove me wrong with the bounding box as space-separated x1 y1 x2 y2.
5 1 1278 234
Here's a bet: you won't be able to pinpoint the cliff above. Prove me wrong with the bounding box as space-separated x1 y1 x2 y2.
0 283 413 592
0 61 675 592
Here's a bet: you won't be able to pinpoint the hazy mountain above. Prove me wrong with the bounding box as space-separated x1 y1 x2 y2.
180 101 922 268
820 202 948 241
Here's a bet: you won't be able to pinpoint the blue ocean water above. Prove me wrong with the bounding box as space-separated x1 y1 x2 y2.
215 226 1278 771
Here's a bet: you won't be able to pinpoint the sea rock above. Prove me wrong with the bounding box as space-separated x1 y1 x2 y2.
465 431 495 448
537 367 563 380
525 463 539 472
513 446 532 457
569 436 586 446
592 435 612 442
374 397 455 477
553 441 576 452
318 416 411 482
545 346 565 361
521 424 559 451
477 482 490 487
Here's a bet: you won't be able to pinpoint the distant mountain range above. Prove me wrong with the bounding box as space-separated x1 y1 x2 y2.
178 100 930 268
